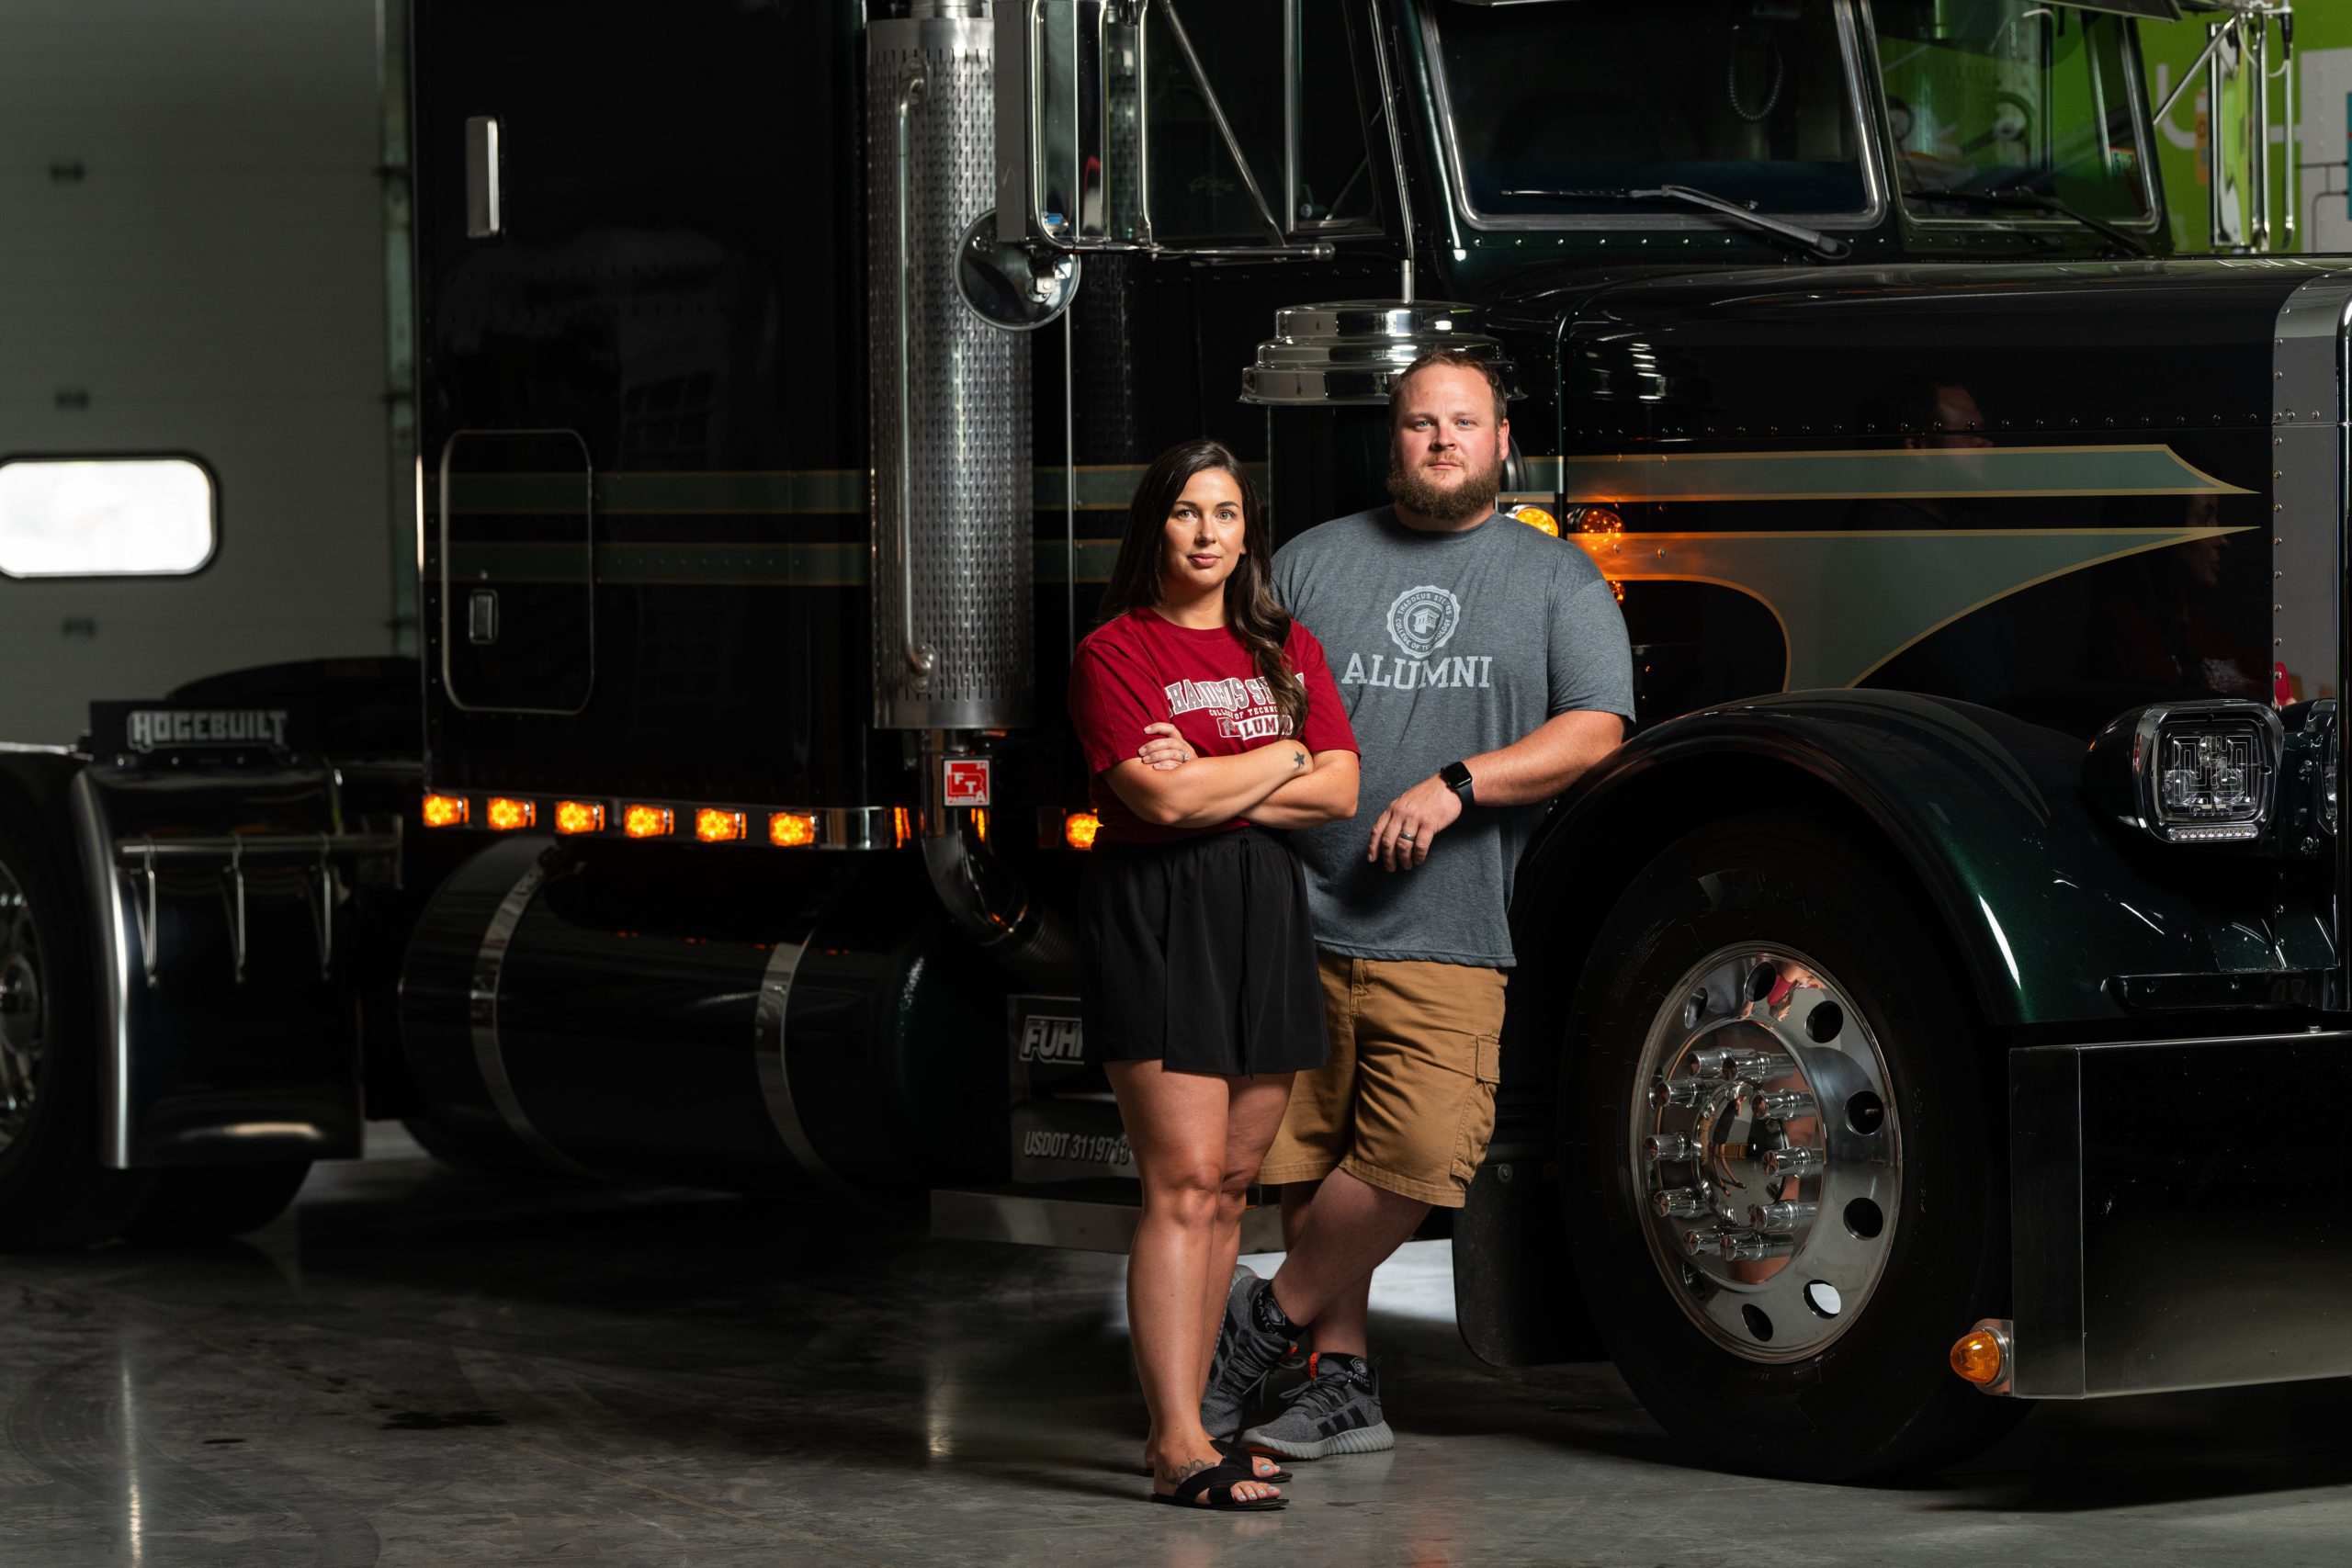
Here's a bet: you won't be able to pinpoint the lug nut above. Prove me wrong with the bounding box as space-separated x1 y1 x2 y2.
1760 1145 1825 1179
1722 1231 1798 1263
1679 1225 1729 1258
1644 1133 1703 1163
1651 1186 1709 1218
1747 1089 1816 1120
1748 1199 1818 1231
1718 1050 1793 1082
1649 1075 1715 1110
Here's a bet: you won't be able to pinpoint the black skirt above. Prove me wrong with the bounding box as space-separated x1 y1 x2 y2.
1080 826 1328 1077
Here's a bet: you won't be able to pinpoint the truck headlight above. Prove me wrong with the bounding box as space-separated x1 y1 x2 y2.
2085 699 2283 845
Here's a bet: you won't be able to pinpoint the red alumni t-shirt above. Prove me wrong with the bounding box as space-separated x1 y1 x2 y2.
1069 608 1357 845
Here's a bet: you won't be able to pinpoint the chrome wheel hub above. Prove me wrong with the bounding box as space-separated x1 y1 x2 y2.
0 863 43 1155
1632 943 1899 1362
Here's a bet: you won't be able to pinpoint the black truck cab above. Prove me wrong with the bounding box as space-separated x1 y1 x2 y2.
2 0 2341 1483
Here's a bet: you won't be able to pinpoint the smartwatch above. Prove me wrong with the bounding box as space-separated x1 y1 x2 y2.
1439 759 1476 804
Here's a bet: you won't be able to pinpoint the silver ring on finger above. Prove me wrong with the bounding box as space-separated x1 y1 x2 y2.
1398 829 1418 840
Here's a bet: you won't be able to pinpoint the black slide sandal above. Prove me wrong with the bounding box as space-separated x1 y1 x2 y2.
1148 1458 1288 1511
1213 1438 1293 1483
1138 1442 1290 1483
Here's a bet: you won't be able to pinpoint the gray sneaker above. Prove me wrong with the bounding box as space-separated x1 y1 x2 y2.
1200 1268 1295 1439
1238 1352 1395 1459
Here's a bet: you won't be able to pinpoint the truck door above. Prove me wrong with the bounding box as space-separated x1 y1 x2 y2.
437 427 594 714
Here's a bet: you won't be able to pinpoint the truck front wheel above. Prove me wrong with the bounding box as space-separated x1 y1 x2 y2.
1566 809 2020 1480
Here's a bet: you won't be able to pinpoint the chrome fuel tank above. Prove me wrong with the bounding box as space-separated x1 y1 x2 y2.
399 836 1009 1197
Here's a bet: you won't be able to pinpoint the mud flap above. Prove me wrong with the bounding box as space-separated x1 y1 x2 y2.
1453 1155 1603 1367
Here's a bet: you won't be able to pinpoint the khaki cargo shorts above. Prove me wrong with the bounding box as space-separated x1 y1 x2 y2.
1258 951 1509 1210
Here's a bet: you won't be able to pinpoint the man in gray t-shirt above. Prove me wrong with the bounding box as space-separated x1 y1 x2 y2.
1204 349 1634 1460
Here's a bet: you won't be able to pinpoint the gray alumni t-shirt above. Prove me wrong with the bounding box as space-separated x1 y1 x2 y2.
1271 506 1635 968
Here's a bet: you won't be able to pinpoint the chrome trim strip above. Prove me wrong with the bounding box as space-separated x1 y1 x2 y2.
1421 0 1887 235
69 773 137 1169
469 849 594 1176
2270 275 2352 705
754 935 859 1199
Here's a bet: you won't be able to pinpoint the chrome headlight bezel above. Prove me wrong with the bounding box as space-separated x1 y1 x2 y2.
2317 700 2339 838
2086 699 2285 847
2278 697 2338 851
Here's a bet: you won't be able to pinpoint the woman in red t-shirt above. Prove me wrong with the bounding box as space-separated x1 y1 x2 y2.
1068 438 1358 1511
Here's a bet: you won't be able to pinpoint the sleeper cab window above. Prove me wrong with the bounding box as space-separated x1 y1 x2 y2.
0 457 217 577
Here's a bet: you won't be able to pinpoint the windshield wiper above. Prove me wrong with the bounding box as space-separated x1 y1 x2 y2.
1897 185 2151 258
1498 184 1851 261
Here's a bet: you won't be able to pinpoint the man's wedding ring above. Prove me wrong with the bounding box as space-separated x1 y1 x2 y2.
1398 829 1418 840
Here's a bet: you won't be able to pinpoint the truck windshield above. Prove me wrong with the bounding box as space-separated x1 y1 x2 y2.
1871 1 2156 223
1430 0 1870 222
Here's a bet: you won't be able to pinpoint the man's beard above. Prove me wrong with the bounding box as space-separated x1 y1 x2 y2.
1387 447 1501 525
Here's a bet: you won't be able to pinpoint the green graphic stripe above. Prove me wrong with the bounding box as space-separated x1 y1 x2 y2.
446 539 1123 587
445 451 2241 513
441 464 1236 515
1569 526 2256 690
1522 446 2253 502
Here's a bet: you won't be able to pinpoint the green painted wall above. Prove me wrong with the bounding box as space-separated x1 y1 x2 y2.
2140 6 2352 254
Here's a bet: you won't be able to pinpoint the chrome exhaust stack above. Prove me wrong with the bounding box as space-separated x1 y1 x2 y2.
868 1 1032 732
867 5 1077 993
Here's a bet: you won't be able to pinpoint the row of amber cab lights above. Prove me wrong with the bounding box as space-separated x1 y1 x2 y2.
423 793 818 847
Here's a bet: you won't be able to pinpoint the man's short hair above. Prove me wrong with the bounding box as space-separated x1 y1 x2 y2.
1388 347 1510 428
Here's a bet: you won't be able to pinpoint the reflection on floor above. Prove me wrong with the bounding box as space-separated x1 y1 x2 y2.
1 1131 2348 1567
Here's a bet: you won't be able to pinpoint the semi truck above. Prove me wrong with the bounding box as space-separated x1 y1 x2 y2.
0 0 2343 1480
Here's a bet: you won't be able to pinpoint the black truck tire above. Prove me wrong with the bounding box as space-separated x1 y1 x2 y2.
0 803 155 1249
1565 809 2023 1480
128 1162 311 1242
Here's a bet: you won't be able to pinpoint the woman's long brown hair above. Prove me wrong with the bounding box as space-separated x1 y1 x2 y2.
1097 439 1308 738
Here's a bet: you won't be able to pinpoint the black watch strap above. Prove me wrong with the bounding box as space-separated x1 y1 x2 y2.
1440 759 1476 802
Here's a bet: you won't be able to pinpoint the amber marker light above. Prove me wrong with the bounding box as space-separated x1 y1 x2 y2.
768 811 818 848
1063 810 1101 851
485 796 536 831
1574 505 1630 603
695 807 747 843
1512 504 1559 537
554 800 605 835
422 793 468 828
1948 1321 2012 1392
622 804 673 839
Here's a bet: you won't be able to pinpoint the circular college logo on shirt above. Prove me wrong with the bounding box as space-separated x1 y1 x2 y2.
1385 584 1462 660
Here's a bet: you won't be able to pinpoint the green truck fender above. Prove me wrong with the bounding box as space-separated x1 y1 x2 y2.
1453 687 2317 1370
1506 687 2317 1045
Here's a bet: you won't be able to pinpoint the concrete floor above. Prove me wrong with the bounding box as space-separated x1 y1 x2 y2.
2 1134 2347 1567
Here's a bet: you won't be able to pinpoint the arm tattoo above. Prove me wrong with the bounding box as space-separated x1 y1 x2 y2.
1291 748 1307 770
